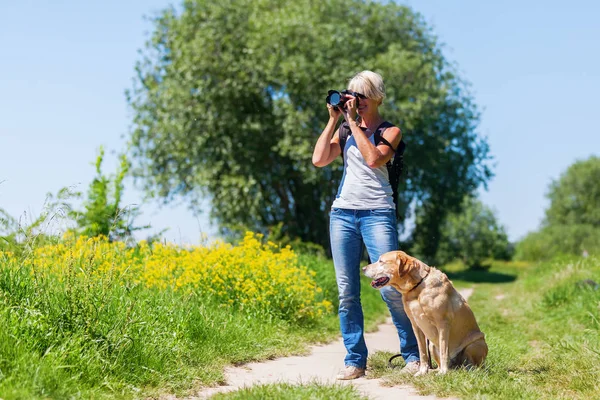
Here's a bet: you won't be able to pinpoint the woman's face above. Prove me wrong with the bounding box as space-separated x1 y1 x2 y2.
355 92 378 115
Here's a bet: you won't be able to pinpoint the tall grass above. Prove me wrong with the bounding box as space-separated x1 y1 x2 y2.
0 234 389 399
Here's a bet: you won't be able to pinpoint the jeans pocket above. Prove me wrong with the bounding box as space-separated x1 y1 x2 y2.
331 207 343 215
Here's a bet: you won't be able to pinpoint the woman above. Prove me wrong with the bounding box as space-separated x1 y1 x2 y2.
312 70 419 380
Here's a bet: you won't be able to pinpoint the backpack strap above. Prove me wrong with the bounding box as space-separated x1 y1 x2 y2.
337 120 406 216
372 121 402 153
374 123 406 214
338 121 392 159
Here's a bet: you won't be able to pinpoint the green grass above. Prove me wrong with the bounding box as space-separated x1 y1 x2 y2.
367 256 600 399
14 239 597 399
0 250 388 399
210 382 368 400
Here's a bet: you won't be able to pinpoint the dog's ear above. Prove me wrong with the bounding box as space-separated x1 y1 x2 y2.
396 252 411 277
412 259 422 273
412 258 430 276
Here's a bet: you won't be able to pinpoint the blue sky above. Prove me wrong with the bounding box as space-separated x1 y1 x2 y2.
1 0 598 244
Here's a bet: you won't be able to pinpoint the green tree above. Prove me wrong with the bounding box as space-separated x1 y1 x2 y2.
515 224 600 261
69 147 150 243
516 155 600 260
127 0 492 257
432 196 512 268
544 155 600 227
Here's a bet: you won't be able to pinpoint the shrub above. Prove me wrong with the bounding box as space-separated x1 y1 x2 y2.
515 224 600 261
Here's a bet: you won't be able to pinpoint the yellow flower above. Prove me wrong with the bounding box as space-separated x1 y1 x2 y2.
5 231 332 321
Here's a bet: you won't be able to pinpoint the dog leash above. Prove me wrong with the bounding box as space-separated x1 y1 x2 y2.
387 339 433 370
387 353 403 367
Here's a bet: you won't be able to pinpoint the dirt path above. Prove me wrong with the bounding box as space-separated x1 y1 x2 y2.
192 288 473 400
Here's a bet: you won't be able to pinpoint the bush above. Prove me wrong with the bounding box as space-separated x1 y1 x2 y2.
515 224 600 261
428 196 512 268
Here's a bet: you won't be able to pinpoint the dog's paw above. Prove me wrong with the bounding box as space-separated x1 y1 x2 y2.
414 366 430 376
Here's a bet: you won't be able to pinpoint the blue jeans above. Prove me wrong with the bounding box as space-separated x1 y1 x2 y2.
329 207 419 369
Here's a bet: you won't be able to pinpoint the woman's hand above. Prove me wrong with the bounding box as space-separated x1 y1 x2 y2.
327 103 342 120
341 95 358 122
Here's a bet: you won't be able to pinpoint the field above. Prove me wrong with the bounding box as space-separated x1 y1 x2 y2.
1 233 598 399
0 232 387 399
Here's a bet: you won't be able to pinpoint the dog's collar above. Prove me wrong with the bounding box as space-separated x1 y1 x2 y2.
408 272 429 292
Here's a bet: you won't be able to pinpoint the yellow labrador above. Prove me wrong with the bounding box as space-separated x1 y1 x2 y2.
363 250 488 375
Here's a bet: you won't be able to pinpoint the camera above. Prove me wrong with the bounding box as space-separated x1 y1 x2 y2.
326 90 359 110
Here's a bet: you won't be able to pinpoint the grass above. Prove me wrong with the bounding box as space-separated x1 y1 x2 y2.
367 256 600 399
0 243 389 399
210 382 368 400
11 233 598 399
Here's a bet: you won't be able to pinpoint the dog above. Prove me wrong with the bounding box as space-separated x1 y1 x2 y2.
363 250 488 375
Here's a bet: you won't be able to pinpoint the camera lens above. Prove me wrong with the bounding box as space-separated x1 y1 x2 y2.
329 92 342 106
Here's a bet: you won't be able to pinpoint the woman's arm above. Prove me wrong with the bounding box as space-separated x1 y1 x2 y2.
312 107 343 167
342 97 402 168
351 122 401 168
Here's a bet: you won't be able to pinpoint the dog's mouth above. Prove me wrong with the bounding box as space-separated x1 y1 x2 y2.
370 276 390 289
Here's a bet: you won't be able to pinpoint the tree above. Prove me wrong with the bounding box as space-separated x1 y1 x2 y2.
69 147 151 243
516 155 600 260
1 149 158 251
127 0 492 256
433 196 512 268
544 155 600 228
515 223 600 261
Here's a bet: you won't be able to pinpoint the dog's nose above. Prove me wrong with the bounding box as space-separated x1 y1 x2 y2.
362 266 366 272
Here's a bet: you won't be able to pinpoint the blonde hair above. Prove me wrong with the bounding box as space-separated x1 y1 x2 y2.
347 70 386 105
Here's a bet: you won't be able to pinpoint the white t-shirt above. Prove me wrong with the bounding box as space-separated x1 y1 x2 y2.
331 132 395 210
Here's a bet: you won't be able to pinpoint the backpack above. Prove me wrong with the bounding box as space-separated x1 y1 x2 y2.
338 121 406 215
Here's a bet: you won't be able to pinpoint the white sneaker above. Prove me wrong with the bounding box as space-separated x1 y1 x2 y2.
400 361 420 374
336 365 366 380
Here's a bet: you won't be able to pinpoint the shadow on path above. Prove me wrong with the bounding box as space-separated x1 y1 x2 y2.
445 269 516 284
